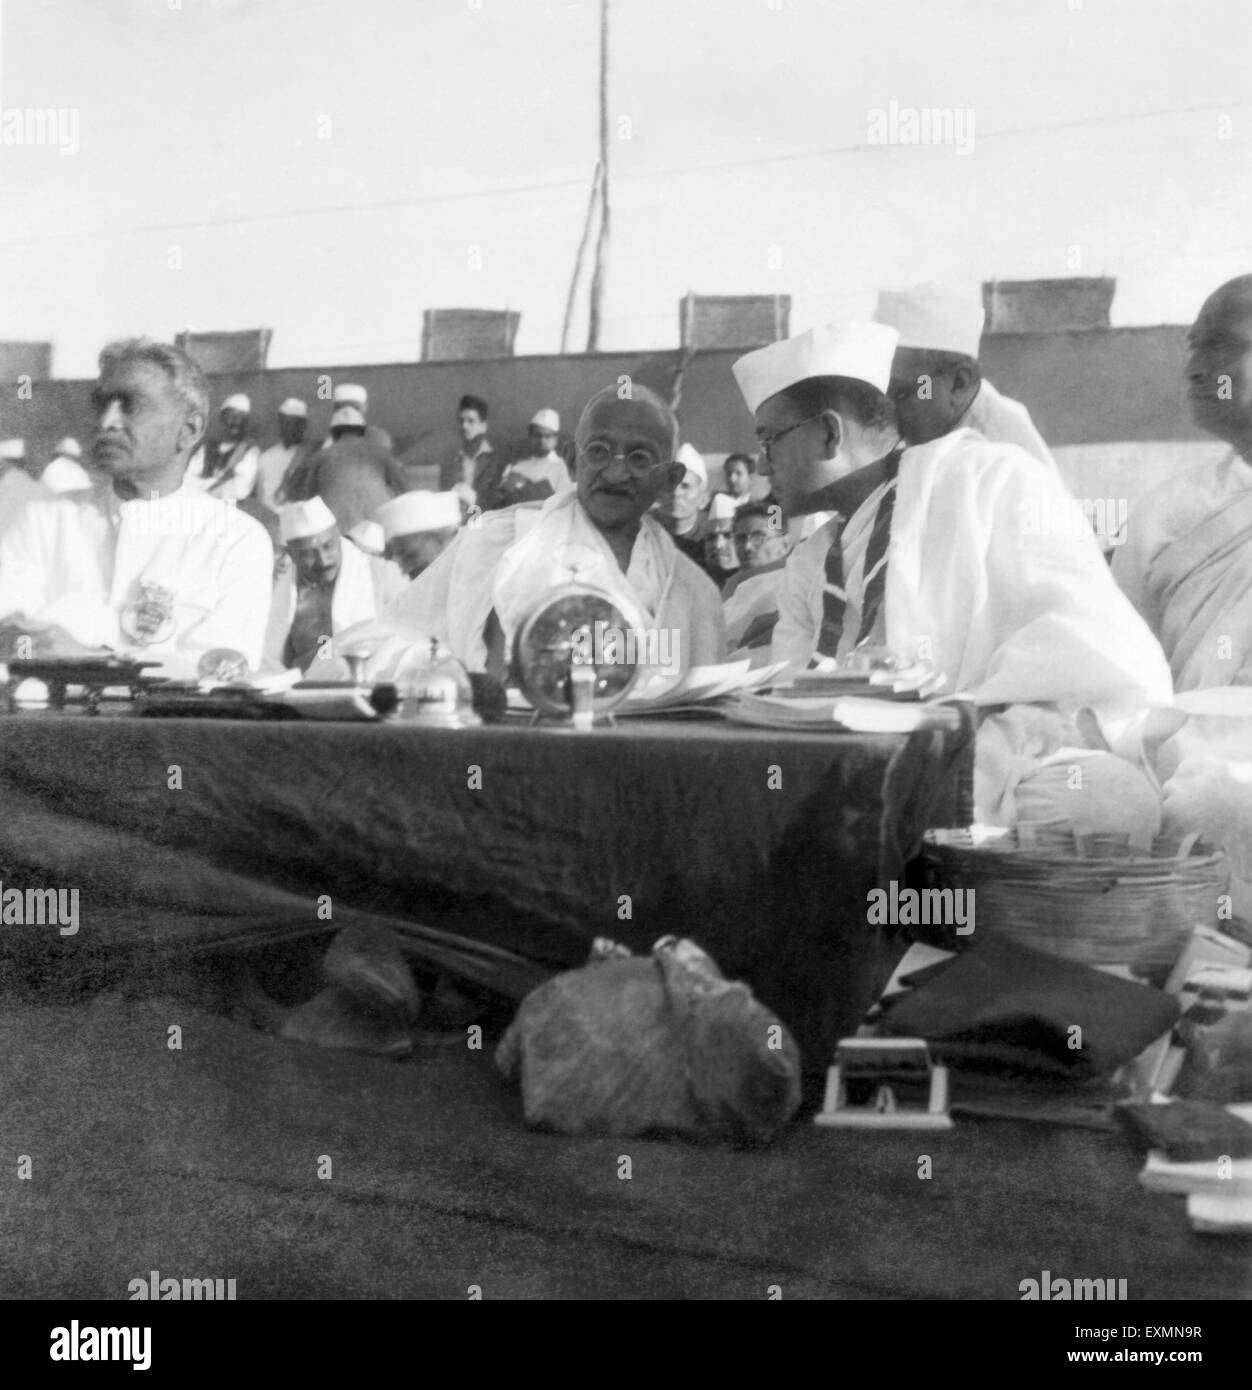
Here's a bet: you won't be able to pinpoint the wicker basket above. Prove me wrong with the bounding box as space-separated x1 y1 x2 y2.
920 828 1230 983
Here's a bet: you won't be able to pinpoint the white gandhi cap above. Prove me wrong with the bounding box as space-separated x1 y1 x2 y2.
333 383 368 406
0 438 25 461
732 322 899 415
375 490 462 540
346 520 385 556
278 398 308 418
330 405 366 429
530 408 560 432
53 437 82 460
279 495 338 543
220 393 251 414
874 283 985 358
676 442 707 485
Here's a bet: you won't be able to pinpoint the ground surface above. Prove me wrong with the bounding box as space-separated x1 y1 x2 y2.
1 979 1247 1301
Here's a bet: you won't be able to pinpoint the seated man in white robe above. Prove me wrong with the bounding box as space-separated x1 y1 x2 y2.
262 496 406 672
347 384 725 685
0 339 273 677
1112 274 1252 689
874 282 1058 473
733 321 1173 828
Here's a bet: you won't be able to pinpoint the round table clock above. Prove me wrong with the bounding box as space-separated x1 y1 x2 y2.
511 582 644 725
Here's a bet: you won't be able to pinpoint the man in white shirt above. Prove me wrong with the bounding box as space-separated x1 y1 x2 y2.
874 282 1058 472
189 392 261 501
733 321 1172 828
497 408 574 506
0 339 273 677
255 397 315 510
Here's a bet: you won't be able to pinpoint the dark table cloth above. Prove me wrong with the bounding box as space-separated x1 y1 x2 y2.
0 711 971 1074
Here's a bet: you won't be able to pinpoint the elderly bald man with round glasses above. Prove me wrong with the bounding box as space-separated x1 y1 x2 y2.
341 383 726 684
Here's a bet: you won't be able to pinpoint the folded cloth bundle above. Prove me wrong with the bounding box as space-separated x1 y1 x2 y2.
1114 1099 1252 1161
495 937 802 1143
877 935 1179 1079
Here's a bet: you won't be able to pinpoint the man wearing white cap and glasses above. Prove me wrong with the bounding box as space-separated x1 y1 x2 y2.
0 339 272 676
874 283 1057 472
333 382 392 451
653 441 719 578
374 490 462 580
256 398 315 510
262 495 406 673
188 392 261 501
497 408 574 506
733 321 1173 829
40 438 92 495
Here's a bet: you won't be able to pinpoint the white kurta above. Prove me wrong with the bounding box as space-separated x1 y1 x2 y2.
963 379 1057 473
40 456 92 495
1111 449 1252 690
0 477 274 676
771 428 1174 820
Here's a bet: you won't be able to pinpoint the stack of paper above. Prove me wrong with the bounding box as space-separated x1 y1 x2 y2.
724 692 964 733
618 660 788 716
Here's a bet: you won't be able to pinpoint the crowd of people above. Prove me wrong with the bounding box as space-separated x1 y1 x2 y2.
1 279 1251 874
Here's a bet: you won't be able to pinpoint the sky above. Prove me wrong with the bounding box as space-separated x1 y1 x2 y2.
1 0 1251 377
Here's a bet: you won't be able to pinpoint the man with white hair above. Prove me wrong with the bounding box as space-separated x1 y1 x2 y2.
333 382 392 451
375 490 462 579
40 437 92 495
0 339 272 676
733 321 1172 828
262 496 405 672
353 384 725 684
497 408 573 506
874 282 1057 471
256 398 315 510
189 392 261 500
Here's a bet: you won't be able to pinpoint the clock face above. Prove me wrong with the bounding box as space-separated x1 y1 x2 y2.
512 587 642 717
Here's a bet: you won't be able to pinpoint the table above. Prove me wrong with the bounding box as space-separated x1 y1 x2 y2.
0 711 971 1081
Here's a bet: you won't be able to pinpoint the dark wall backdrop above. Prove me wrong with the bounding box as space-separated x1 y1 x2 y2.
4 326 1202 472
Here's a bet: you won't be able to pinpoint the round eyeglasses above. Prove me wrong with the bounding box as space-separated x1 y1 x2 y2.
579 440 663 475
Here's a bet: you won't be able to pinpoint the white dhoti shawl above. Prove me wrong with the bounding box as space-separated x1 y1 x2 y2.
343 491 725 682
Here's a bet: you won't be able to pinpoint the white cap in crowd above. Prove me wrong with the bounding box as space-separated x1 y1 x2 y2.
333 383 368 406
0 439 25 461
278 398 308 418
346 520 386 556
279 496 338 543
874 283 985 358
53 436 82 460
375 490 463 540
530 408 560 432
220 393 251 415
732 322 900 415
330 405 366 430
676 441 707 486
